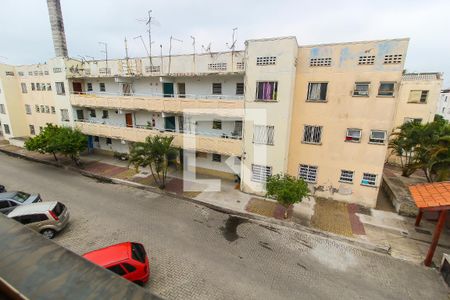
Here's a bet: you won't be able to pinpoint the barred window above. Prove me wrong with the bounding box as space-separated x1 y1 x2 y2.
236 62 245 70
358 55 375 65
345 128 361 142
36 83 41 91
53 68 62 73
361 173 377 186
310 57 332 67
212 120 222 130
353 82 369 96
236 83 244 95
303 125 322 144
251 164 272 183
208 63 227 71
40 105 45 113
253 125 274 145
99 83 106 92
25 104 31 115
21 83 28 93
339 170 354 183
299 164 318 183
28 71 33 76
307 82 328 101
369 130 386 144
3 124 10 134
5 71 14 76
35 105 40 113
212 83 222 95
384 54 402 64
256 56 276 66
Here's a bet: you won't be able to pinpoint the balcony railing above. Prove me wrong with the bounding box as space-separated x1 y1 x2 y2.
70 92 244 117
75 120 242 156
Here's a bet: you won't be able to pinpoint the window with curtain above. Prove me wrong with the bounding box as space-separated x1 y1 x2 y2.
307 82 328 101
256 81 278 101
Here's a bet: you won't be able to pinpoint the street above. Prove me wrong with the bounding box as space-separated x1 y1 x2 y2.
0 152 447 300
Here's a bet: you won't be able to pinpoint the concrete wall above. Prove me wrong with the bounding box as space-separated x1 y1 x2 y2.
287 39 409 207
437 90 450 121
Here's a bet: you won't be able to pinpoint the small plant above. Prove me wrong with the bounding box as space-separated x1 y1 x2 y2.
113 151 129 161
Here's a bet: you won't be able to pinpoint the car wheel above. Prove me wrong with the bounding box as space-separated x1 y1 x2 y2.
41 229 56 239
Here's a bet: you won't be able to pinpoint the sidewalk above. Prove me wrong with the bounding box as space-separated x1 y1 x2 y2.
1 143 449 267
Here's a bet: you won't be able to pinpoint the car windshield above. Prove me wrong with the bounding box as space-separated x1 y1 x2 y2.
11 192 30 203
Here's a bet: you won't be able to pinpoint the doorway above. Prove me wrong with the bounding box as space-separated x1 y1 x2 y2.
72 82 83 94
177 83 186 98
164 116 176 131
125 113 133 128
163 82 174 98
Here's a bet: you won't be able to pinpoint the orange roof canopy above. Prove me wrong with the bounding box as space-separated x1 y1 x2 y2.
409 181 450 211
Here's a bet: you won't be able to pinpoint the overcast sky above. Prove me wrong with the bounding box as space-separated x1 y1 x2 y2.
1 0 449 86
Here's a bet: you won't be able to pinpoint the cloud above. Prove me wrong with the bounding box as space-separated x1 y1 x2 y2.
1 0 449 85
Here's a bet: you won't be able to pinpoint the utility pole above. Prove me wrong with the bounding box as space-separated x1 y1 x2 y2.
99 42 108 74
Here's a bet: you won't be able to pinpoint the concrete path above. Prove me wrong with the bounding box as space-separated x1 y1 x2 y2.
0 152 448 299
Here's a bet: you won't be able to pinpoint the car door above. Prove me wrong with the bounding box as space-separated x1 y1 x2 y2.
0 200 12 214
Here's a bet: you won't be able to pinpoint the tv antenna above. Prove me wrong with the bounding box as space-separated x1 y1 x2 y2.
168 36 182 74
191 36 196 72
99 42 108 72
124 37 131 75
134 35 149 57
137 10 159 68
201 43 212 56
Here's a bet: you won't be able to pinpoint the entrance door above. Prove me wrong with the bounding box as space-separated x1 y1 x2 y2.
163 83 174 98
177 83 186 98
164 116 176 131
76 109 84 120
73 82 82 94
125 113 133 128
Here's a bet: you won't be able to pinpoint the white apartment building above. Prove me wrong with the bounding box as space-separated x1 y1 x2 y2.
437 88 450 121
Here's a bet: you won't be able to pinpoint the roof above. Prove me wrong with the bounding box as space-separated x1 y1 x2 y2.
83 242 132 267
299 37 409 48
402 72 442 81
7 201 57 217
409 182 450 210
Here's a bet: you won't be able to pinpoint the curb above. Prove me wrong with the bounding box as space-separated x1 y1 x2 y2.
0 147 390 255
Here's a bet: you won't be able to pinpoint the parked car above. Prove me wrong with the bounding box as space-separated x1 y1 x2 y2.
0 191 42 215
82 242 150 285
7 201 69 239
0 185 6 193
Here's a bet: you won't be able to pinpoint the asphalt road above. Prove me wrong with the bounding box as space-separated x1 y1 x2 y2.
0 152 447 300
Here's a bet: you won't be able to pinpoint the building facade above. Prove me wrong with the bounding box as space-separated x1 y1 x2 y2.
437 88 450 121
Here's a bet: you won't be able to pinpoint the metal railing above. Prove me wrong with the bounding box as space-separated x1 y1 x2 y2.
71 91 244 101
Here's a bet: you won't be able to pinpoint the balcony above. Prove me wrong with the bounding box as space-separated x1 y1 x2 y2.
75 121 242 156
70 93 244 117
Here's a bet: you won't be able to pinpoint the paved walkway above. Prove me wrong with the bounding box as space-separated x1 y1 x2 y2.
1 144 449 268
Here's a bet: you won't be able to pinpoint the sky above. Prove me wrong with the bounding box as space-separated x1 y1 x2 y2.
1 0 449 86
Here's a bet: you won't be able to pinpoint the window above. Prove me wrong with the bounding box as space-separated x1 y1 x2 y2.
87 82 93 92
44 71 49 75
99 68 111 75
383 54 402 64
29 125 35 135
307 82 328 101
99 83 106 92
353 82 369 96
55 82 65 95
89 109 96 118
236 62 245 70
25 104 31 115
303 125 322 144
3 124 10 134
196 151 207 158
31 83 35 91
299 164 318 183
33 71 38 76
404 117 422 124
60 109 69 122
408 90 429 103
40 105 45 113
145 65 161 73
131 243 146 263
256 81 278 101
310 57 332 67
5 71 14 76
236 83 244 95
339 170 354 184
53 67 62 73
35 105 40 113
28 71 33 76
253 125 275 145
345 128 361 142
369 130 386 144
41 83 46 91
36 83 41 91
45 106 50 113
122 263 136 273
256 56 276 66
18 71 24 76
14 214 48 225
21 83 28 93
212 83 222 95
358 55 375 65
212 120 222 130
107 264 126 276
212 154 221 162
251 164 272 183
94 136 99 142
51 106 56 114
106 138 112 145
47 83 52 91
378 82 395 97
0 104 5 114
102 110 109 119
361 173 377 187
0 201 10 209
208 63 227 71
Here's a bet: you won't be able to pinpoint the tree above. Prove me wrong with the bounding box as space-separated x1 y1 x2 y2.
25 124 61 161
56 127 87 166
266 173 310 219
129 135 178 189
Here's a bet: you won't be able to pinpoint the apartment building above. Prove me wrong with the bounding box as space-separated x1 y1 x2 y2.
437 88 450 121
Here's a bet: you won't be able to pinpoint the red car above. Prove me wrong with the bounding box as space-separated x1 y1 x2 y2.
82 242 150 285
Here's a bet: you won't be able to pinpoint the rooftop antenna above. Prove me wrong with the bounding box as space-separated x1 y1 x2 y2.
190 36 196 72
168 36 182 74
137 10 159 68
134 35 149 57
77 55 86 63
160 44 163 74
99 42 108 73
85 55 95 61
201 43 212 57
226 27 238 71
124 37 131 75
